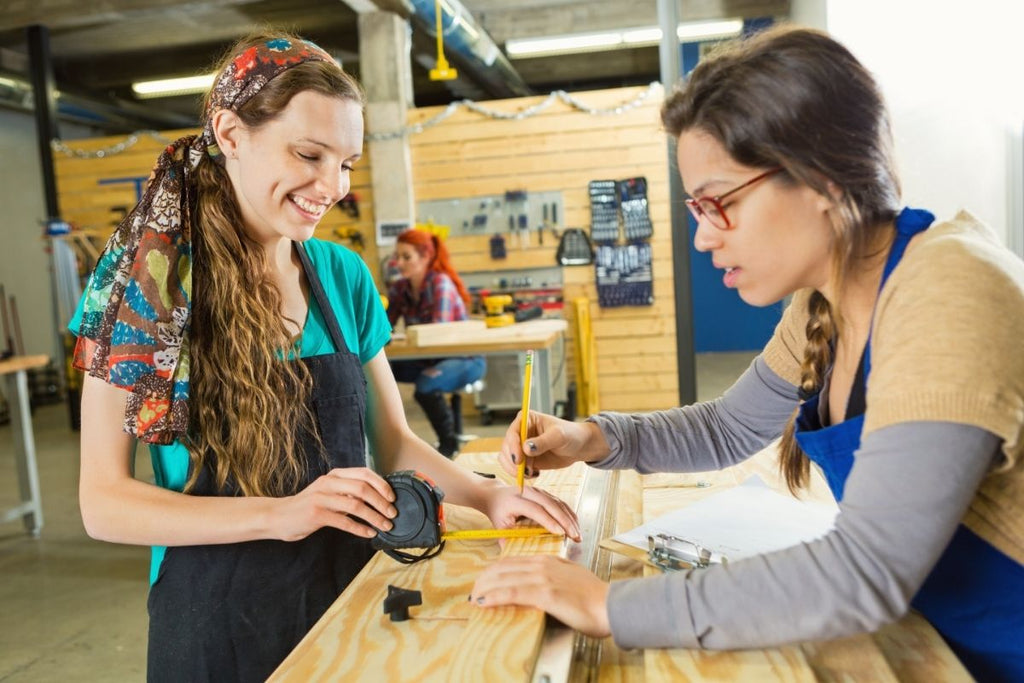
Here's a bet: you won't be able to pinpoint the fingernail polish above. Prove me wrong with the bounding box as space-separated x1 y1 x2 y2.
475 596 485 604
467 594 472 602
526 441 536 452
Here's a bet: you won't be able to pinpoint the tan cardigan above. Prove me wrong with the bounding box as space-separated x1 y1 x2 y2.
763 210 1024 565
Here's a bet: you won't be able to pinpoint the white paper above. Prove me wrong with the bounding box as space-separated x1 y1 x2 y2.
614 475 838 562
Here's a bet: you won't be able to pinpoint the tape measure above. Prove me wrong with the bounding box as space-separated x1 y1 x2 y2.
443 527 558 541
371 471 561 563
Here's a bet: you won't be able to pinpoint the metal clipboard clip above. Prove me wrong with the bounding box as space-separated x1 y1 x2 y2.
647 533 728 571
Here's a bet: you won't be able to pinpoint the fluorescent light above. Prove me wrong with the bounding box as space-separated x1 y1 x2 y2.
677 19 743 42
506 32 623 58
621 28 663 45
132 73 216 99
506 19 743 58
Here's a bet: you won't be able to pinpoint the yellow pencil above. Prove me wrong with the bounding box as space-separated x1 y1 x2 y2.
517 349 534 493
442 527 560 541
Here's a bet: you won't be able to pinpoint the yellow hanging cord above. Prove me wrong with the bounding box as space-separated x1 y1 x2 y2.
429 0 458 81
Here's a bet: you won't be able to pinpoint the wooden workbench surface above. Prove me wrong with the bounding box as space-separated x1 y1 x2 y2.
272 442 971 682
0 354 48 375
603 447 972 682
270 452 585 682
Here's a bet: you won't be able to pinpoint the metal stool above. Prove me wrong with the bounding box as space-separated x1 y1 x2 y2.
450 379 485 443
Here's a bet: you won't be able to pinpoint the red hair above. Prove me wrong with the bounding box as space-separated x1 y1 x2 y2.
396 229 471 306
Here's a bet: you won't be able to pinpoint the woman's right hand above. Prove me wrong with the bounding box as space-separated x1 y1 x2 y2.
275 467 398 542
498 411 608 479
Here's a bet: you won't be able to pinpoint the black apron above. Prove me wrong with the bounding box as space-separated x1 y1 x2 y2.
147 242 375 682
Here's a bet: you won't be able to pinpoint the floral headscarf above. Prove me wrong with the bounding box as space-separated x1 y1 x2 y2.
74 37 335 444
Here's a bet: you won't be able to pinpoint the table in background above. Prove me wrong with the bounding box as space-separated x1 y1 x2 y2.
1 354 48 536
387 318 567 415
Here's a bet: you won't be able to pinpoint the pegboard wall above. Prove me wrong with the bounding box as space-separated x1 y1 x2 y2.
417 191 564 241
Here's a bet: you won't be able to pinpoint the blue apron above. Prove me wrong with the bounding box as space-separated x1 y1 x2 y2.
794 208 1024 682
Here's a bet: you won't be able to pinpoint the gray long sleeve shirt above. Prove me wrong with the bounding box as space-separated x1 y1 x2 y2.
590 356 1001 650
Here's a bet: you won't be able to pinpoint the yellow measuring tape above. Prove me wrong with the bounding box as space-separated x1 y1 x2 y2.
442 527 561 541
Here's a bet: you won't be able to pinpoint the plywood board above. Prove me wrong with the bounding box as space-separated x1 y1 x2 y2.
270 458 587 682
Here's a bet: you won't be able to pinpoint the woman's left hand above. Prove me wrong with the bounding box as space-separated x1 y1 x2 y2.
470 555 611 638
482 484 581 542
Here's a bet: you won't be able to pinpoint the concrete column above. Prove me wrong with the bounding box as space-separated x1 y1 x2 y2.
358 11 415 230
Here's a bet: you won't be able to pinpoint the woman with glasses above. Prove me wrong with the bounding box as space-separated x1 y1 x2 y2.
470 26 1024 680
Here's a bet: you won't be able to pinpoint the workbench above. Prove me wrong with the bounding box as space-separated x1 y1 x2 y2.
270 439 971 682
386 318 567 415
1 354 49 536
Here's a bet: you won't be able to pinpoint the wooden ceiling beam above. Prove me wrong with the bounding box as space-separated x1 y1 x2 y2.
0 0 257 32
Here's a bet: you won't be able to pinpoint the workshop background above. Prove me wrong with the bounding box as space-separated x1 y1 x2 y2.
0 0 1021 679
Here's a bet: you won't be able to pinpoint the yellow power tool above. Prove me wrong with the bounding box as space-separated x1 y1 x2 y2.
482 294 514 328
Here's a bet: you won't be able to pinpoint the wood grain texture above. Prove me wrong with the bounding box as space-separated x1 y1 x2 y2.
0 355 49 375
623 445 971 681
270 457 586 682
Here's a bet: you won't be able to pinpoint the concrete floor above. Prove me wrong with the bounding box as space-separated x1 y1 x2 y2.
0 351 754 681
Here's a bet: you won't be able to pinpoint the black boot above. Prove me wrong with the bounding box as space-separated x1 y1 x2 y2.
413 391 459 457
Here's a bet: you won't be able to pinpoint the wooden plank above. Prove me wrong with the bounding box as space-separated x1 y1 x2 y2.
415 170 666 201
412 127 672 164
592 316 674 339
269 503 496 682
638 454 820 681
871 613 973 682
408 101 663 141
404 319 567 346
272 459 588 682
598 373 678 394
413 145 666 184
600 390 680 412
800 635 900 682
597 335 679 357
0 355 50 375
597 353 678 374
598 469 648 680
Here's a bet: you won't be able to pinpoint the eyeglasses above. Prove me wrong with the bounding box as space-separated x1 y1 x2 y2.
685 167 783 230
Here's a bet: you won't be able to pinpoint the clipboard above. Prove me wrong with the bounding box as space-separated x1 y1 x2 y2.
606 475 838 572
600 534 726 572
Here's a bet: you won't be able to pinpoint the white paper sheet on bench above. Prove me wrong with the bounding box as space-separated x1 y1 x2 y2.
614 475 839 562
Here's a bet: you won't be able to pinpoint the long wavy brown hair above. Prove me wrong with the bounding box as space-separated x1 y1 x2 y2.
661 26 902 493
185 32 364 497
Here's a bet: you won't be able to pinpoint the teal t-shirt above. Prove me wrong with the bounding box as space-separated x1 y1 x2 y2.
69 239 392 584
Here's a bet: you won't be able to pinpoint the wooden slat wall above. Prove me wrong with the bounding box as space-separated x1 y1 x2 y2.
52 84 678 414
52 128 381 287
408 85 677 413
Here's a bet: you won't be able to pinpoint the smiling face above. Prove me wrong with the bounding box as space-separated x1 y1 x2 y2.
214 90 363 248
678 128 836 306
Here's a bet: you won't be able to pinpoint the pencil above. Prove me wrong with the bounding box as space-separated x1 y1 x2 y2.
517 349 534 493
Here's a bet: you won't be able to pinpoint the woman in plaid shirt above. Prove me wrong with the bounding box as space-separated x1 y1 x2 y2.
387 229 485 456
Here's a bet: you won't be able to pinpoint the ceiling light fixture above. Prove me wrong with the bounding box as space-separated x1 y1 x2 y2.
131 73 216 99
505 19 743 59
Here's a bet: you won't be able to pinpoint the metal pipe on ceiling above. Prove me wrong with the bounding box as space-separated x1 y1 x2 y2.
405 0 531 99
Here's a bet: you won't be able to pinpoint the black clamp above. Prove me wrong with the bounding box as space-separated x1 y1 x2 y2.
383 584 422 622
